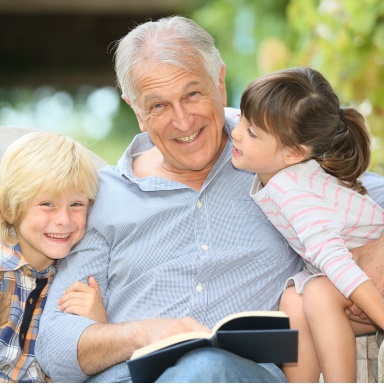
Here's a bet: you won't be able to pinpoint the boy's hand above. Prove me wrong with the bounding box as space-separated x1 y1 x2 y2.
58 276 108 323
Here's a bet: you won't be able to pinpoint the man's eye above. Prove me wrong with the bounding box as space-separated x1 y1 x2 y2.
188 91 200 98
152 103 164 110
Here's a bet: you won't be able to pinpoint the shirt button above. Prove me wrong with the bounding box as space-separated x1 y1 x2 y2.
3 365 10 371
25 269 32 276
202 245 209 251
196 284 203 292
196 200 203 208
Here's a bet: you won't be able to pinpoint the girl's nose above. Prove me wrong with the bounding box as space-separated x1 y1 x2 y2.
231 126 240 141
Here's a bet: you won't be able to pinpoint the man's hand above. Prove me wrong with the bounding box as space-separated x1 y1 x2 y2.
349 234 384 320
77 316 210 375
137 317 211 348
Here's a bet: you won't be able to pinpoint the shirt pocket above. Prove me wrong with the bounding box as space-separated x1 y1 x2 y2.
0 292 12 326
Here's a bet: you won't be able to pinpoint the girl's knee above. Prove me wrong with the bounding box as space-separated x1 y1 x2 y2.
279 286 301 312
303 277 350 317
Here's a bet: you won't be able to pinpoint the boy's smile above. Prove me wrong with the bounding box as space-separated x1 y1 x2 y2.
15 191 90 272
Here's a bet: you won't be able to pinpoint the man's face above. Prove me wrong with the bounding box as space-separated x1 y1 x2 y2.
132 63 227 174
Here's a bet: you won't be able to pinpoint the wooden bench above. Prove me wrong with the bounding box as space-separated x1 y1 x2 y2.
356 332 384 382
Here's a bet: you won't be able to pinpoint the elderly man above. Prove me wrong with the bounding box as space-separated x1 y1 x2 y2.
36 16 384 383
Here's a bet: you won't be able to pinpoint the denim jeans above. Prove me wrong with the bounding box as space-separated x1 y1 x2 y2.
85 347 287 383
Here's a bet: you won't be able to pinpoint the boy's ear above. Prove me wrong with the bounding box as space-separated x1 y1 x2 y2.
3 211 13 224
122 94 146 133
284 145 308 165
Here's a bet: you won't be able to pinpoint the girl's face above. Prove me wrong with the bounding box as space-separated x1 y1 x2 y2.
15 190 90 272
231 115 293 184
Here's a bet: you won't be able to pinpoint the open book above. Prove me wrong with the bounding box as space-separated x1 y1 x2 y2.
128 310 298 383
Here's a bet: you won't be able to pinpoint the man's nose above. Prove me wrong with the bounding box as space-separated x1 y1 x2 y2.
171 104 194 132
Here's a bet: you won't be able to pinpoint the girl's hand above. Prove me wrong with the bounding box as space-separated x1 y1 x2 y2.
58 276 108 323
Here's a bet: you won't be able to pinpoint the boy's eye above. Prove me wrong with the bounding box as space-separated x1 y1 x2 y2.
247 128 257 138
40 202 53 207
71 202 84 207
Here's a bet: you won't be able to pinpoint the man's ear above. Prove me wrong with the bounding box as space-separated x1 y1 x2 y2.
284 145 308 165
122 94 146 133
219 65 227 107
122 94 131 106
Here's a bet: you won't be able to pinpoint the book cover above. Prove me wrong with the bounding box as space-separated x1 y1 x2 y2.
128 311 298 383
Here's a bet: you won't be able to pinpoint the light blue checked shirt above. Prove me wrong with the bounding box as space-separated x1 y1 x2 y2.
36 112 384 382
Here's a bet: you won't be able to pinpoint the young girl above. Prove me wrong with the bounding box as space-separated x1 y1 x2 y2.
231 66 384 383
0 131 106 382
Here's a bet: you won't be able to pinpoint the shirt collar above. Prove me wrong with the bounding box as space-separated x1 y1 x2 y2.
0 243 57 279
117 116 237 191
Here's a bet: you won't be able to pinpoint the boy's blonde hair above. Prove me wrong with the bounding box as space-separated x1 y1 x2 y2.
0 131 99 245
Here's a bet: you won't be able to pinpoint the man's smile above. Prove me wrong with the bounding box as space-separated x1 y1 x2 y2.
176 130 201 143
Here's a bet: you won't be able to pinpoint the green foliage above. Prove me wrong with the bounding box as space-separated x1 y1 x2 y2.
286 0 384 174
3 1 381 172
192 0 384 174
193 0 290 105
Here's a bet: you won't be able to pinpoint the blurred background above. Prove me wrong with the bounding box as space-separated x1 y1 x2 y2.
0 0 383 173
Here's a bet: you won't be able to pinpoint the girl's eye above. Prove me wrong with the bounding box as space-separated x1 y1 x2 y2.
247 128 257 138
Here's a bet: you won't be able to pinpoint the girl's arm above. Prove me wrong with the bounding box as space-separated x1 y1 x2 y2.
348 280 384 330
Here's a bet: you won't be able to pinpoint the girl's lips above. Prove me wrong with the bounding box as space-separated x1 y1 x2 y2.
232 146 243 156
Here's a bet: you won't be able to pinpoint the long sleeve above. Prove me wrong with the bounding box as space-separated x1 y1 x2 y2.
35 227 110 382
276 188 370 297
251 160 384 298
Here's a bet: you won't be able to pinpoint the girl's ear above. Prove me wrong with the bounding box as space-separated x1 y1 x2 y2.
283 145 308 165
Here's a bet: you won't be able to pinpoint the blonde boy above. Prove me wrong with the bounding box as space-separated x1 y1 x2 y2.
0 131 102 382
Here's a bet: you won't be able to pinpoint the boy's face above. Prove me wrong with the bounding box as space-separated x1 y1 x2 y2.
15 190 90 272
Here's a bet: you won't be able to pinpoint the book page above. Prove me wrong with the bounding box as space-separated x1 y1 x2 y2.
130 310 287 360
130 330 213 360
212 310 288 333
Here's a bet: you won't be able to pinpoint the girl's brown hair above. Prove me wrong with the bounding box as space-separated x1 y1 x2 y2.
240 66 371 194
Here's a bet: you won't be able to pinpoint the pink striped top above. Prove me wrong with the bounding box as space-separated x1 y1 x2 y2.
250 159 384 298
